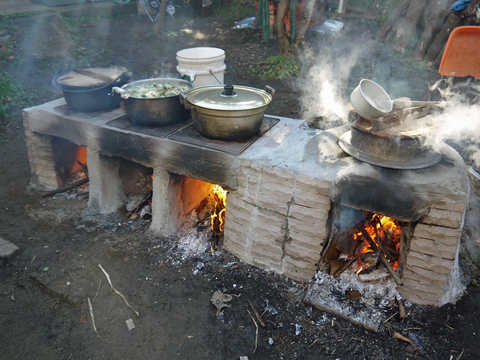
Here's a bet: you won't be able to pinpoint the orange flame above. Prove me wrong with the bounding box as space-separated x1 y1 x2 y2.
211 185 227 233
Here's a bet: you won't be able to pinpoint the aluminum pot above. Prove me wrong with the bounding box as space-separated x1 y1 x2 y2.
350 79 393 120
119 78 193 126
180 84 275 140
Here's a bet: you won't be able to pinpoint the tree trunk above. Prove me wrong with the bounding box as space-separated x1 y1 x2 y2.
376 0 412 43
294 0 319 49
274 0 291 55
413 0 451 60
392 0 428 53
154 0 167 36
424 12 461 62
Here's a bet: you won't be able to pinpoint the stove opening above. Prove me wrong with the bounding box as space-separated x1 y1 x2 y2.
321 205 409 283
51 137 88 190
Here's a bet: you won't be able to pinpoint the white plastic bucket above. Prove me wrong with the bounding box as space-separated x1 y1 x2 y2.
176 47 226 87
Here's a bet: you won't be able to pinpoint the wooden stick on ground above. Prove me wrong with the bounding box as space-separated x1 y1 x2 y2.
246 299 266 328
98 264 140 317
42 177 89 198
249 314 258 354
333 254 361 277
393 331 419 352
87 297 98 334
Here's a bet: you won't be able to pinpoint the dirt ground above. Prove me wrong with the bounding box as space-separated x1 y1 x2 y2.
1 2 480 359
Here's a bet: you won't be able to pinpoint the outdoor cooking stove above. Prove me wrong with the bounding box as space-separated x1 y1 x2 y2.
23 97 469 330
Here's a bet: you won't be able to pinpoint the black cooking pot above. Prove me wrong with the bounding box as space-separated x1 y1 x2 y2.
52 66 130 112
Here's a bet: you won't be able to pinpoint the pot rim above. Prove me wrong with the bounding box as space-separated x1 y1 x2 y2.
184 84 273 111
358 79 393 113
121 77 193 100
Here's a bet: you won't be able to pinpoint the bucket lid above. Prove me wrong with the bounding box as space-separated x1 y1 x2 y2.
184 85 273 111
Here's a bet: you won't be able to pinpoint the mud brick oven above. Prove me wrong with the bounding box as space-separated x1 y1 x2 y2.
23 98 469 307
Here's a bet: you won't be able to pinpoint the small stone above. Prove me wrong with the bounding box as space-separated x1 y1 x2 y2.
0 237 18 258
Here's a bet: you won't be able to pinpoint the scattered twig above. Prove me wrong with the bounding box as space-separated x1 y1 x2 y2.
352 337 365 342
445 324 455 331
393 331 419 352
457 348 465 360
87 297 98 334
250 315 258 354
403 327 422 331
92 280 101 302
29 255 36 267
246 299 266 328
98 264 139 317
383 312 399 323
397 296 406 319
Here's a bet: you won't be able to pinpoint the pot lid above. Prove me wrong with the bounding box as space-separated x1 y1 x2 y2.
55 66 128 90
185 85 273 111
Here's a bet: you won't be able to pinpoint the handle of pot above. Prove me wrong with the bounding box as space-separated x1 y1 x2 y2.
180 71 196 83
179 92 196 110
265 85 275 98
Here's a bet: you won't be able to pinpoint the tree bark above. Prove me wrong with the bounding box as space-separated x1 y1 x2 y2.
424 12 461 62
274 0 291 55
413 0 451 60
154 0 167 36
392 0 428 53
376 0 412 43
294 0 317 49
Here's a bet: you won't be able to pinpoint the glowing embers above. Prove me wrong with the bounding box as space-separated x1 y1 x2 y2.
323 206 403 284
211 185 227 235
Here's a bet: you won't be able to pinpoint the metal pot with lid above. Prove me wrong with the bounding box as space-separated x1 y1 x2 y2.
180 84 275 140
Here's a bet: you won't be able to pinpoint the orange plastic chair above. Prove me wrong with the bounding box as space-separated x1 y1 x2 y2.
438 26 480 79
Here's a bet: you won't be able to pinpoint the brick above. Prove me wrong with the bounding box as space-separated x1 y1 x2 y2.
36 176 59 188
282 263 317 282
420 208 463 229
29 149 55 159
240 158 250 169
285 242 321 263
252 222 286 240
33 159 56 171
251 241 283 266
410 237 457 260
35 168 58 179
432 197 466 212
262 166 295 188
289 231 325 252
406 251 454 275
288 217 327 238
236 172 248 188
251 234 283 253
403 265 448 288
224 219 250 239
295 174 329 196
226 202 255 226
289 203 329 223
258 185 292 214
404 279 444 298
250 161 263 173
414 224 461 245
257 207 288 229
293 190 331 210
399 287 439 306
224 236 248 259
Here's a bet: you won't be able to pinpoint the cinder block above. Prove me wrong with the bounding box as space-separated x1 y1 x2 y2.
289 231 325 252
293 190 331 210
224 218 250 239
224 238 248 260
399 287 439 306
420 208 463 229
252 221 286 240
432 197 466 212
262 166 295 188
410 236 457 260
402 280 442 301
403 265 448 288
289 203 329 223
285 242 321 263
414 224 461 245
257 207 288 229
236 172 248 188
288 217 327 238
37 175 59 188
295 174 330 196
406 251 454 274
35 168 58 179
282 256 318 281
33 158 56 171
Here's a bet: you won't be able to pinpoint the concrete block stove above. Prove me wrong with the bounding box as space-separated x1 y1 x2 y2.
23 98 469 309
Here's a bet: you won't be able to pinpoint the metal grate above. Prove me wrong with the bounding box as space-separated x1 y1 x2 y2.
106 116 191 138
167 116 280 155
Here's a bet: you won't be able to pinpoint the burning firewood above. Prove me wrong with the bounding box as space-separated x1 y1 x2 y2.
42 177 89 198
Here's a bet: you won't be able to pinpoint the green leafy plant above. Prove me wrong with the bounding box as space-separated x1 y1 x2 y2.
250 55 300 80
